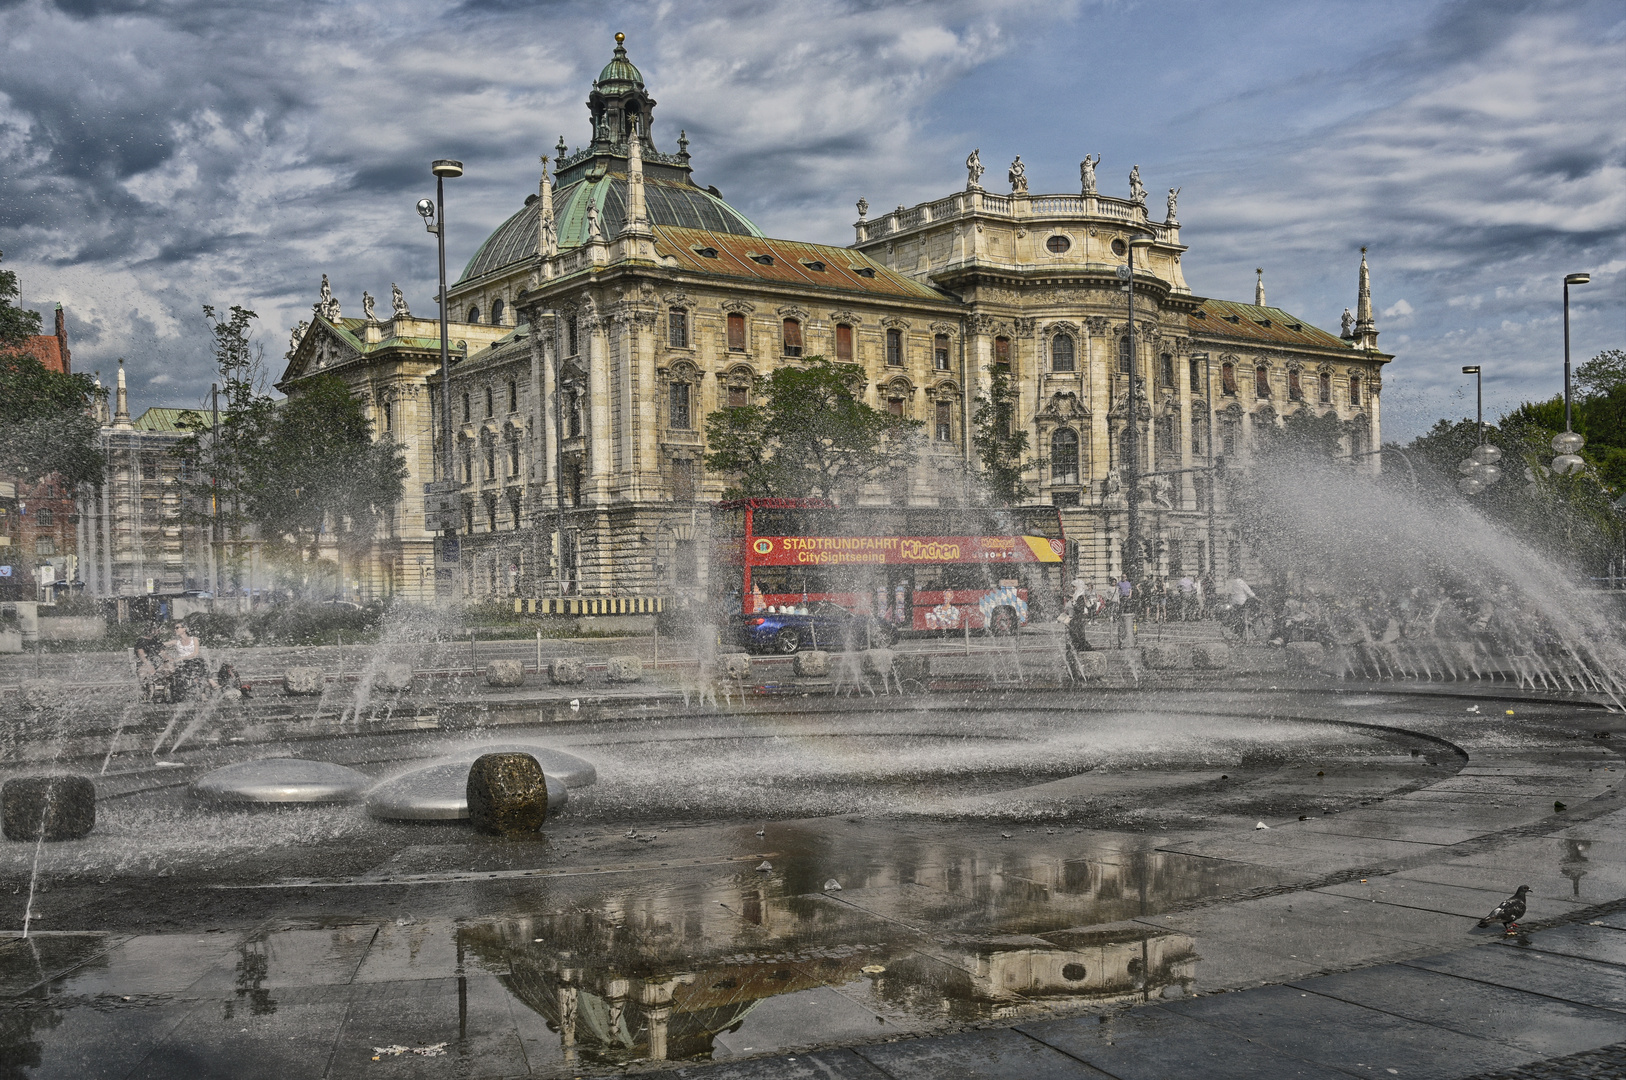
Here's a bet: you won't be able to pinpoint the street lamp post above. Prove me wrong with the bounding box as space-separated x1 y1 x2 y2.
1553 272 1592 476
1456 365 1501 496
418 159 464 536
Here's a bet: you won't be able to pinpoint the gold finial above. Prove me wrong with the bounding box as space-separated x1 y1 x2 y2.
615 31 625 44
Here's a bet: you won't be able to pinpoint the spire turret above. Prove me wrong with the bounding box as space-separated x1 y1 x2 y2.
1353 247 1378 349
112 358 132 429
1254 268 1266 307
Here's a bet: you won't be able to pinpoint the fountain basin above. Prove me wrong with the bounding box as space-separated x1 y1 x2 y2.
189 758 370 804
367 761 568 821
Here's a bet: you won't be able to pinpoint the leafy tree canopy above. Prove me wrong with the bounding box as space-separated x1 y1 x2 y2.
704 355 920 502
0 250 102 486
971 364 1033 504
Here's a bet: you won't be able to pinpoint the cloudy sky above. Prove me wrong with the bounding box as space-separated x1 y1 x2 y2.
2 0 1622 439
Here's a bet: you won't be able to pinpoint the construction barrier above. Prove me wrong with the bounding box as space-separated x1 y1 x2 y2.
514 596 665 616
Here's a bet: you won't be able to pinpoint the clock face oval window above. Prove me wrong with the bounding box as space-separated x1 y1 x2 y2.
1046 234 1071 254
1111 238 1128 257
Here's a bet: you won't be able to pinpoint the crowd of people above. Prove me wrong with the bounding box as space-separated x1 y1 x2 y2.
133 621 248 702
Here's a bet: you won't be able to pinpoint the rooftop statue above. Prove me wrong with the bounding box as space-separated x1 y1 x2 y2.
1080 154 1099 195
287 320 308 359
1342 307 1355 337
857 196 869 219
587 203 603 242
965 149 984 190
314 274 340 321
1129 166 1146 206
1166 187 1180 224
362 291 377 323
391 283 409 319
1008 155 1028 195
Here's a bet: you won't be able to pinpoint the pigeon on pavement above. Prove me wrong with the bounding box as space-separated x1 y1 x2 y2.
1477 885 1530 933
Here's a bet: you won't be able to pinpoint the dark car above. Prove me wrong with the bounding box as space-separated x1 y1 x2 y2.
735 601 896 655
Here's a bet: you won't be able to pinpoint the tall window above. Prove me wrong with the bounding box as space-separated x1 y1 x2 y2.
835 323 854 361
1051 334 1075 372
669 381 691 429
934 334 950 371
935 400 952 442
1221 362 1236 396
668 308 688 348
1349 375 1362 406
485 386 494 418
1288 368 1302 401
381 401 392 433
672 460 696 502
567 390 582 437
1051 428 1080 484
461 393 471 423
491 299 505 325
1118 337 1131 375
462 450 473 483
782 318 803 357
728 381 749 408
484 442 495 480
508 492 522 529
726 312 746 352
468 305 480 324
1161 353 1175 388
1189 357 1202 392
508 380 518 413
508 437 520 477
485 494 497 532
1158 415 1177 456
1255 366 1270 398
1191 417 1205 455
994 336 1011 369
886 396 904 417
672 536 698 581
1319 371 1332 403
567 317 579 356
886 328 903 366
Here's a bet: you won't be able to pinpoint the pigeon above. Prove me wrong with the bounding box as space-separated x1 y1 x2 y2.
1477 885 1530 932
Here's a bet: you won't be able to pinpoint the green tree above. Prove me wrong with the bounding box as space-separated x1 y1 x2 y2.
971 364 1033 504
248 374 408 572
1575 348 1626 398
704 356 919 501
0 251 102 486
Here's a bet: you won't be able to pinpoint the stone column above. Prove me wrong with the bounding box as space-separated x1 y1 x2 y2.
585 300 612 503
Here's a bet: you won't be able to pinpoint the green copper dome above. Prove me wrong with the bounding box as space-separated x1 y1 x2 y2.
596 37 643 89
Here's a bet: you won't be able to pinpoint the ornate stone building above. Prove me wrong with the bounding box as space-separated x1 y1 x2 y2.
277 36 1392 605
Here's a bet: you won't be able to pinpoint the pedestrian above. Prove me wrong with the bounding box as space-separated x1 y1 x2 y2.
1115 575 1135 648
1177 574 1195 621
1062 592 1097 678
1228 575 1258 638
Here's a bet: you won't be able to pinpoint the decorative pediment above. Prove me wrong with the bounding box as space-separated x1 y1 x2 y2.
929 321 958 335
829 310 864 325
1036 391 1090 422
659 359 702 384
929 379 961 400
662 291 694 310
883 375 914 395
720 298 756 315
1013 317 1038 336
777 304 811 322
880 316 911 331
1042 319 1081 338
1084 316 1110 336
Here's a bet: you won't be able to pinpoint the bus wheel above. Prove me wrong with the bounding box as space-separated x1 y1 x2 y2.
989 608 1017 636
775 629 802 655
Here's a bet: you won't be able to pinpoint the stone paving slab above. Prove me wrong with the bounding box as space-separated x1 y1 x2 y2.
1318 877 1592 922
1517 923 1626 968
1406 948 1626 1012
1394 860 1626 911
852 1027 1110 1079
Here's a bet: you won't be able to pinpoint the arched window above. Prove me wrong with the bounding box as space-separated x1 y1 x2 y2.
1118 337 1131 375
835 323 854 361
1319 370 1332 403
508 492 522 530
1190 416 1205 455
1051 428 1080 484
885 328 904 366
782 318 803 357
993 336 1011 369
566 317 579 356
468 305 480 324
483 441 495 480
669 381 691 429
1288 368 1303 401
485 493 497 532
491 299 505 325
461 393 471 423
507 380 517 413
1189 357 1202 392
934 334 951 371
1254 366 1270 398
381 400 392 433
668 308 688 348
1158 415 1177 457
1349 375 1362 406
935 400 953 442
508 435 521 476
1118 425 1136 472
1051 334 1075 373
484 386 494 418
566 389 582 437
726 312 746 352
1221 362 1236 396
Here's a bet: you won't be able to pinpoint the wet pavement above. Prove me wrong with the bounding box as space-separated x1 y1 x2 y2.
0 688 1624 1076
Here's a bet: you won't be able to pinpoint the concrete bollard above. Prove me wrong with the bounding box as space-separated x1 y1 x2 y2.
893 654 930 683
1285 641 1326 674
606 655 644 683
861 649 896 676
465 753 549 836
0 628 21 654
793 651 830 677
1192 642 1231 670
720 654 752 681
485 659 526 687
549 657 586 684
284 667 324 695
1144 644 1185 670
3 775 96 841
374 663 415 693
1072 652 1109 679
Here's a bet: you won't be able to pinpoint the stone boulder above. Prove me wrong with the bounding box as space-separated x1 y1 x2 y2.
893 654 930 683
1285 641 1326 674
284 667 324 695
374 663 415 693
861 649 896 676
606 655 643 683
549 657 586 684
485 659 526 688
720 654 752 681
465 753 548 836
0 628 21 655
793 651 830 677
1071 652 1109 679
1144 644 1185 670
3 775 95 841
1192 642 1231 670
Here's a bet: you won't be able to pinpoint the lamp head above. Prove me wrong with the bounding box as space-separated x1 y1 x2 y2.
1461 365 1480 374
431 159 464 178
416 198 435 221
1564 272 1590 286
1128 235 1155 250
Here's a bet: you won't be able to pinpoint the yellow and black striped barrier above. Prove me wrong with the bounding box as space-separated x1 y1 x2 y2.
514 596 665 615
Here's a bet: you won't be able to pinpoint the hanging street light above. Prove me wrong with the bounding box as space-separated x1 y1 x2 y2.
1552 272 1591 477
1456 365 1503 495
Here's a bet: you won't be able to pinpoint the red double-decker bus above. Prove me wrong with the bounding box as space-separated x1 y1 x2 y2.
711 498 1067 642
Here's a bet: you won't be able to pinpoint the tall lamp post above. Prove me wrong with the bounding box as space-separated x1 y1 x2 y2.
1121 231 1156 585
1456 365 1501 495
1552 272 1592 476
417 158 464 536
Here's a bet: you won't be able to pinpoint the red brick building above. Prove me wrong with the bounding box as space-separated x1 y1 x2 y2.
0 303 81 600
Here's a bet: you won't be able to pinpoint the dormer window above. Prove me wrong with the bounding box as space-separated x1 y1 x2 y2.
1192 310 1207 319
802 260 826 272
1287 322 1302 331
1224 314 1241 324
1256 318 1271 328
852 266 876 279
750 253 774 266
694 246 719 259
